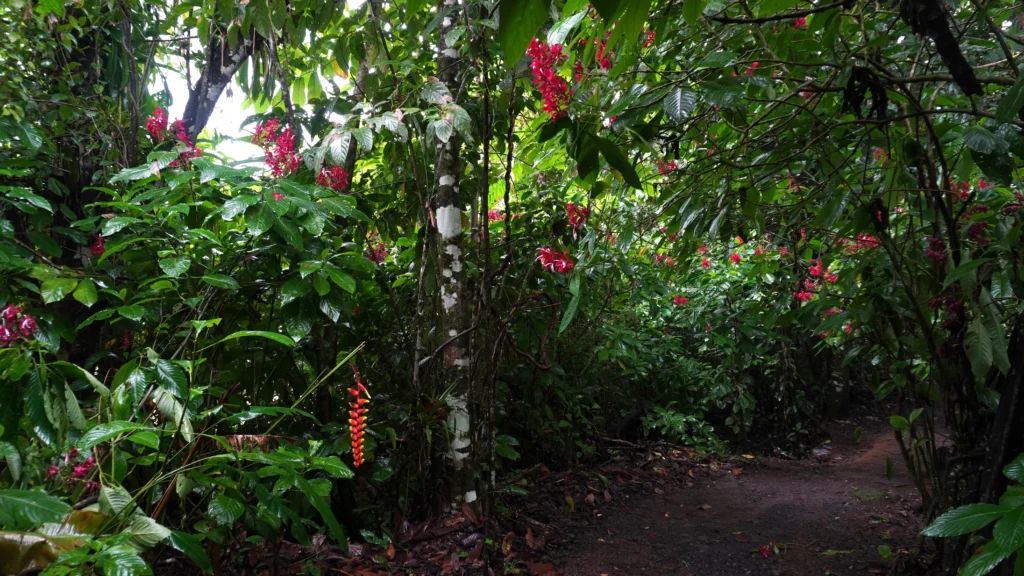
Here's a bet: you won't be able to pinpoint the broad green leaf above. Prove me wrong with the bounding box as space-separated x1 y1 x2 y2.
126 515 171 549
118 305 145 321
498 0 548 66
963 126 1009 155
293 476 347 551
201 274 241 290
664 87 697 123
965 317 993 381
72 279 98 307
151 388 193 442
155 360 188 398
41 278 78 304
159 257 191 278
595 137 642 189
560 294 580 333
683 0 704 25
889 415 909 431
207 494 244 526
992 506 1024 551
102 217 141 237
312 456 354 479
0 490 71 528
758 0 800 17
1004 453 1024 482
214 330 295 347
959 540 1013 576
48 361 110 397
78 421 150 450
921 503 1004 537
943 257 991 289
997 74 1024 124
547 9 587 45
168 531 213 573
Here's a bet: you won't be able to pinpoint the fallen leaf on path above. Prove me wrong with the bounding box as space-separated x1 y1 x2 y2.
732 467 744 476
528 562 558 576
526 527 537 549
565 495 576 512
385 543 395 559
742 454 755 459
501 531 514 557
821 549 853 556
687 469 694 477
698 504 712 510
603 490 611 502
733 533 747 543
585 493 595 505
468 541 483 562
461 502 479 525
655 487 664 494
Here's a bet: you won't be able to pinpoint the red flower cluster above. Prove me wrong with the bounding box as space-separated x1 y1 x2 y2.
90 234 105 257
252 118 301 177
366 241 388 263
873 148 888 164
673 295 688 306
121 330 133 351
697 245 709 254
808 259 822 277
72 456 96 479
823 269 838 284
925 236 946 262
793 290 814 302
272 192 285 202
1004 192 1024 215
146 109 202 167
657 159 678 176
837 233 879 253
146 106 169 142
655 254 677 266
701 256 711 268
317 166 351 192
745 61 759 75
46 449 97 490
526 39 571 119
1 305 38 348
794 16 807 28
660 227 678 241
779 246 790 259
488 208 504 222
978 179 990 190
567 203 590 236
948 179 971 201
643 30 656 48
730 252 741 264
596 40 613 70
537 247 574 273
824 307 843 317
348 365 369 467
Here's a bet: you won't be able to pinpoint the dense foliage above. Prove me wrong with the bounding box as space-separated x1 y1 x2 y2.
3 0 1024 573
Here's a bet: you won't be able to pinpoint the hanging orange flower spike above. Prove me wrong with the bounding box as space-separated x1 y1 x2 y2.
348 364 370 467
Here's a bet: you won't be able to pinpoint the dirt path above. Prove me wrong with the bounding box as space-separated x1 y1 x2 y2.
556 419 923 575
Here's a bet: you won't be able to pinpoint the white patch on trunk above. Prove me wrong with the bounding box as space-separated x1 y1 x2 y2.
454 357 470 367
449 329 458 336
436 206 462 239
464 490 477 503
442 285 458 311
442 268 453 278
442 17 451 27
447 394 471 469
443 48 458 58
439 175 455 186
445 244 463 272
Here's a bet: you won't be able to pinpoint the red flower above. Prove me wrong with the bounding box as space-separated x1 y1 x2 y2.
643 30 656 48
697 245 709 253
526 39 571 119
146 107 169 142
348 365 370 467
567 203 590 237
823 270 839 284
824 307 843 317
844 322 853 334
596 39 613 70
252 119 301 177
272 192 286 202
673 295 688 306
656 159 678 176
488 208 504 222
745 61 759 75
701 256 711 268
754 246 764 256
317 166 351 192
367 241 388 264
808 260 821 277
793 290 814 302
735 236 744 244
730 253 741 264
537 247 575 273
121 330 133 350
71 457 95 479
978 179 990 189
873 148 888 164
925 236 945 262
46 465 61 481
779 246 790 258
90 234 105 257
794 16 807 28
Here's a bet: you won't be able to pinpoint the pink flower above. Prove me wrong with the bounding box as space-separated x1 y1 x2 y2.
873 148 888 164
824 270 838 284
537 247 574 274
794 16 807 29
656 159 678 176
71 457 95 479
90 234 105 257
673 295 688 306
702 256 710 269
367 241 388 264
146 107 169 142
18 315 37 336
808 260 821 277
793 291 813 302
697 245 709 254
272 192 285 202
730 253 741 264
745 61 759 75
643 30 656 48
567 203 590 235
844 322 853 334
46 466 60 481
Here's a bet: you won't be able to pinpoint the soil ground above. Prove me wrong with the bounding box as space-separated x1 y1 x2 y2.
554 418 924 575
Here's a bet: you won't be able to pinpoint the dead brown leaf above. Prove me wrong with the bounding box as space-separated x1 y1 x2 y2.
501 531 514 557
526 527 537 550
461 502 479 525
468 540 484 562
603 490 611 502
585 493 595 505
732 467 744 476
385 543 395 559
528 562 558 576
698 503 712 510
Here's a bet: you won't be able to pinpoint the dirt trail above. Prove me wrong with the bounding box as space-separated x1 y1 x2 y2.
557 419 923 575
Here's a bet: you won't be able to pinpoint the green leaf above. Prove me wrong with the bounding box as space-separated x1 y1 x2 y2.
595 137 642 189
98 543 150 576
326 268 356 293
293 476 347 551
72 279 98 308
151 388 193 442
993 506 1024 551
102 217 142 237
498 0 548 66
921 503 1005 537
34 0 65 17
118 305 145 321
78 421 150 450
997 75 1024 124
0 490 72 528
547 9 587 45
965 317 994 381
944 258 991 288
155 360 188 398
126 515 171 549
664 87 697 123
889 415 909 431
99 485 134 516
201 274 241 290
979 287 1010 375
214 330 295 347
560 294 580 334
683 0 704 24
312 456 355 479
959 540 1013 576
1004 453 1024 482
127 431 160 450
696 51 737 68
41 278 79 304
159 257 191 278
64 385 86 430
221 194 260 220
2 186 53 213
168 531 213 573
47 361 109 397
758 0 800 17
207 494 244 526
974 152 1015 186
963 126 1009 155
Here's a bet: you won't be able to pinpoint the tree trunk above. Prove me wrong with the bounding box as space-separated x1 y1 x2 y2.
181 32 256 143
430 0 474 506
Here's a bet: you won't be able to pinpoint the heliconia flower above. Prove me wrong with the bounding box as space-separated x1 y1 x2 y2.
348 364 370 467
794 16 807 28
697 245 709 253
673 295 688 306
702 256 711 268
735 236 744 244
537 247 575 273
526 39 571 119
90 234 105 257
730 253 741 264
317 166 351 192
272 192 286 202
